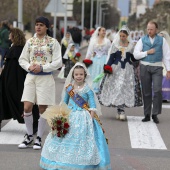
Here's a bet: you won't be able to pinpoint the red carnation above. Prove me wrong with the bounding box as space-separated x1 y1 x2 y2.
56 120 62 125
57 126 62 131
57 132 61 137
104 65 113 74
83 59 93 67
64 122 70 129
75 52 81 57
52 127 55 131
63 129 68 135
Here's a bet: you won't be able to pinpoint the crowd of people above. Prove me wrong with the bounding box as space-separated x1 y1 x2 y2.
0 16 170 170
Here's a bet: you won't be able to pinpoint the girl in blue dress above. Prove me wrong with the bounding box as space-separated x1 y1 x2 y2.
40 62 111 170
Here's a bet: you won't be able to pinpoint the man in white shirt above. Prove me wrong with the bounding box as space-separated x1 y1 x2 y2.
18 16 62 149
133 21 170 124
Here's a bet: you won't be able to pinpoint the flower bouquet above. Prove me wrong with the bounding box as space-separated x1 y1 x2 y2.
83 59 93 67
93 65 113 83
74 52 81 61
41 103 71 138
103 64 113 74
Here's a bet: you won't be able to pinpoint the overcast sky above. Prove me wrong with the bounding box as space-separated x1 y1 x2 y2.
118 0 155 16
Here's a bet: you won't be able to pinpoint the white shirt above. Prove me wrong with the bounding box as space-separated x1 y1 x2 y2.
19 34 62 72
133 36 170 71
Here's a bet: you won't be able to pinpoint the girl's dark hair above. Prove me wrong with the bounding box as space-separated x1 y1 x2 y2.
72 65 87 79
98 27 105 35
120 30 129 36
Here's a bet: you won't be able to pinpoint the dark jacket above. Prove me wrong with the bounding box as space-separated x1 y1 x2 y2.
0 26 10 49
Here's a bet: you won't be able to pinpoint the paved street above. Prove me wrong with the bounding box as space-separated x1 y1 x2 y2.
0 46 170 170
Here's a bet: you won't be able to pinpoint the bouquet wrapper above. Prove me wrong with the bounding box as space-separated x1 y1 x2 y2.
93 72 105 83
41 103 71 127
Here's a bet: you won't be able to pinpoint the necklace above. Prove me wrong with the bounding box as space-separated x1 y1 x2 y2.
74 82 84 90
76 83 84 89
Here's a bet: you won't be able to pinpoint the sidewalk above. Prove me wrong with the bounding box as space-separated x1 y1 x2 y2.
80 40 89 50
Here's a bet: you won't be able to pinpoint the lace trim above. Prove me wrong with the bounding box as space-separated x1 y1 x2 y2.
89 108 97 112
40 159 111 170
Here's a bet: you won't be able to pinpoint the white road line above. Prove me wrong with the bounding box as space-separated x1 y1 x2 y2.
0 120 26 144
162 105 170 109
127 116 167 150
140 104 170 109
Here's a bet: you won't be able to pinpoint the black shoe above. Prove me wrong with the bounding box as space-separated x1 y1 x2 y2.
18 134 34 149
152 115 159 124
33 136 42 150
142 116 150 122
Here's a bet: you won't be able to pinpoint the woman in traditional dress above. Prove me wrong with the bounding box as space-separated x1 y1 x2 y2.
85 27 111 93
98 25 143 121
40 62 111 170
159 31 170 102
0 28 39 132
63 43 80 78
61 32 73 64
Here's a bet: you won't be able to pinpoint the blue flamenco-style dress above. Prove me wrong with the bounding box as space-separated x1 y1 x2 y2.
86 40 111 93
40 84 111 170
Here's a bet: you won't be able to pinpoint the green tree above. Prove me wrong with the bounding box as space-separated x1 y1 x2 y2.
0 0 18 23
23 0 50 34
0 0 51 33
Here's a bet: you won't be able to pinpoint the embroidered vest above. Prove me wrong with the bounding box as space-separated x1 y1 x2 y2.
141 35 163 63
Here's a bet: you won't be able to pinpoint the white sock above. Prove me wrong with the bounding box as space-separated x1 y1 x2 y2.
24 112 33 136
37 115 47 138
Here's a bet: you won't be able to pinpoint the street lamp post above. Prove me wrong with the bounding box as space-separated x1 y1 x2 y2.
53 0 57 39
81 0 85 30
102 12 109 27
18 0 23 30
64 0 67 34
99 4 109 26
90 0 94 29
95 0 99 28
97 0 109 26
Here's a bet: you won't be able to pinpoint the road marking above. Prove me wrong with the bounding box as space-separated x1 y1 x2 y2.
0 120 26 144
141 104 170 109
127 116 167 150
162 104 170 109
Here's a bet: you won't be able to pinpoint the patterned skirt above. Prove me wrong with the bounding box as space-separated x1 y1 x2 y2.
40 110 111 170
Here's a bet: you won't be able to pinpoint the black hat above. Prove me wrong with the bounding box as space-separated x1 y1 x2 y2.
35 16 50 28
35 16 52 36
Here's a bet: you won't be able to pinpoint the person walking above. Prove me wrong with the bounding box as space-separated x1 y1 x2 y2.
159 31 170 102
0 28 39 133
98 25 142 121
18 16 62 149
133 21 170 124
85 27 111 93
40 62 111 170
0 20 11 67
61 31 73 64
